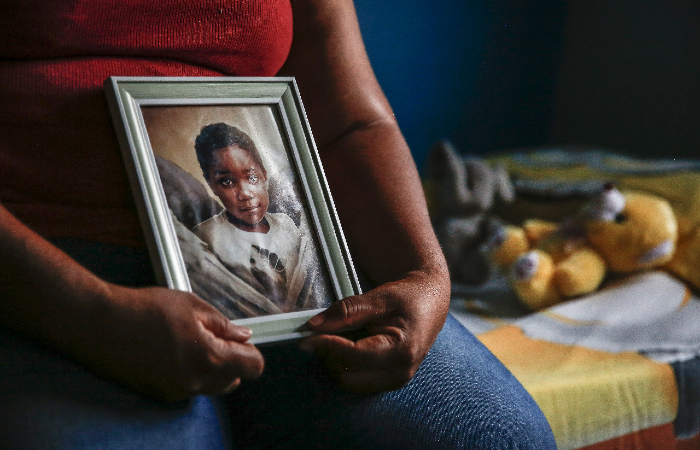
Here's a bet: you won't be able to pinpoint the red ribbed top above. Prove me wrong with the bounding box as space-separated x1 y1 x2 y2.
0 0 293 246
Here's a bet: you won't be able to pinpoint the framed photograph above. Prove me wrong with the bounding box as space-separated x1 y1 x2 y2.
104 77 361 345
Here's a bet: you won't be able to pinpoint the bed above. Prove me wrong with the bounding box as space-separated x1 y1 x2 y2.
426 145 700 449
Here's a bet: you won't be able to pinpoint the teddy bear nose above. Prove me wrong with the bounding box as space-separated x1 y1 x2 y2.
512 251 539 281
638 239 674 265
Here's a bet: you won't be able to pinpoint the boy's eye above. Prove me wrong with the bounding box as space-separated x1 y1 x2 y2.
248 173 258 183
220 178 233 186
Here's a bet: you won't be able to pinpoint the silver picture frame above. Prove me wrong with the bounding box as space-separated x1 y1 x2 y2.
105 76 360 345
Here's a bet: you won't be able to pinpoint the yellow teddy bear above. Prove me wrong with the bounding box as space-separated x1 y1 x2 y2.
488 183 700 311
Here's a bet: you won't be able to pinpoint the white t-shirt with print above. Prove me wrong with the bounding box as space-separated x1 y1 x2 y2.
193 211 313 311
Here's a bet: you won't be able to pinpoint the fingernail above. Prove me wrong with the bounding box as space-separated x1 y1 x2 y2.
307 314 324 327
239 327 253 338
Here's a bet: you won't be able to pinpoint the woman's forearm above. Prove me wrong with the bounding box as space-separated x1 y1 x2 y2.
0 204 111 346
286 0 450 393
0 204 264 400
320 120 449 287
282 0 449 290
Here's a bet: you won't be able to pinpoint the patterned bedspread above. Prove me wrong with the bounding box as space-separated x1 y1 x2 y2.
433 147 700 449
451 270 697 448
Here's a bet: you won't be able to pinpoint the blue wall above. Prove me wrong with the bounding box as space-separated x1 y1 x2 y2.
354 1 567 173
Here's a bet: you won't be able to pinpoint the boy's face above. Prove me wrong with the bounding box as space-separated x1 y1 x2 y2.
206 145 269 232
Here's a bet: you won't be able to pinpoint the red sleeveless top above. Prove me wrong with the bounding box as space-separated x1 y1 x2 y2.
0 0 293 246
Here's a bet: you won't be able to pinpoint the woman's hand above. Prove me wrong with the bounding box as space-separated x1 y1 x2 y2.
300 271 449 393
70 284 265 402
0 205 264 402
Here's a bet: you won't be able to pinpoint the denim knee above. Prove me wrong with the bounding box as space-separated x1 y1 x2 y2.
346 315 557 449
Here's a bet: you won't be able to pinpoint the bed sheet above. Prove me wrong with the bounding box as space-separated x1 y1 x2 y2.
437 148 700 449
450 271 695 449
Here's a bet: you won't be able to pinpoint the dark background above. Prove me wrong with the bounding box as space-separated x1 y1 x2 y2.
354 1 700 174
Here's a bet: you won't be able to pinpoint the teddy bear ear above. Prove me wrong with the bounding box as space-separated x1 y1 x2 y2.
426 139 512 215
584 183 626 221
426 139 473 209
492 163 515 204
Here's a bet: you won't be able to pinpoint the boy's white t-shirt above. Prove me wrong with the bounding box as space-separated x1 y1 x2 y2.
193 211 316 310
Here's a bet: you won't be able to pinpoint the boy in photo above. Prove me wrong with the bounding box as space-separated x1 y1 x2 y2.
192 123 328 312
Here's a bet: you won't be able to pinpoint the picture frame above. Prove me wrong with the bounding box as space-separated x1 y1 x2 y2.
104 76 361 345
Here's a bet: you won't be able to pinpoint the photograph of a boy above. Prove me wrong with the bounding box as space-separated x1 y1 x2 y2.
191 123 326 313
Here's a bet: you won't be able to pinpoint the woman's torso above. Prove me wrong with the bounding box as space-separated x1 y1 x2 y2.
0 0 293 246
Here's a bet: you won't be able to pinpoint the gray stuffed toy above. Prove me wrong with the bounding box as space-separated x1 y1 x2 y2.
427 140 514 285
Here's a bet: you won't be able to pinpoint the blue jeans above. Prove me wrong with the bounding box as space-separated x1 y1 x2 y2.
0 328 230 450
0 239 555 449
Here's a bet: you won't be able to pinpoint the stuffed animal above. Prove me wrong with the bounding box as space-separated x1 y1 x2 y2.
488 183 700 311
426 140 514 285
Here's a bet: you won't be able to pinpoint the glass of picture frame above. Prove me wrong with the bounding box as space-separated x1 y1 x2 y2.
105 76 361 345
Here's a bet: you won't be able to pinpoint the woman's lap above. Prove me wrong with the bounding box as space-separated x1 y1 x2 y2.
0 328 230 449
0 238 555 449
226 314 556 450
0 239 228 449
0 315 554 450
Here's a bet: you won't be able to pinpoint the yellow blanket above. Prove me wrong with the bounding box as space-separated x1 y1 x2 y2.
479 325 677 449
